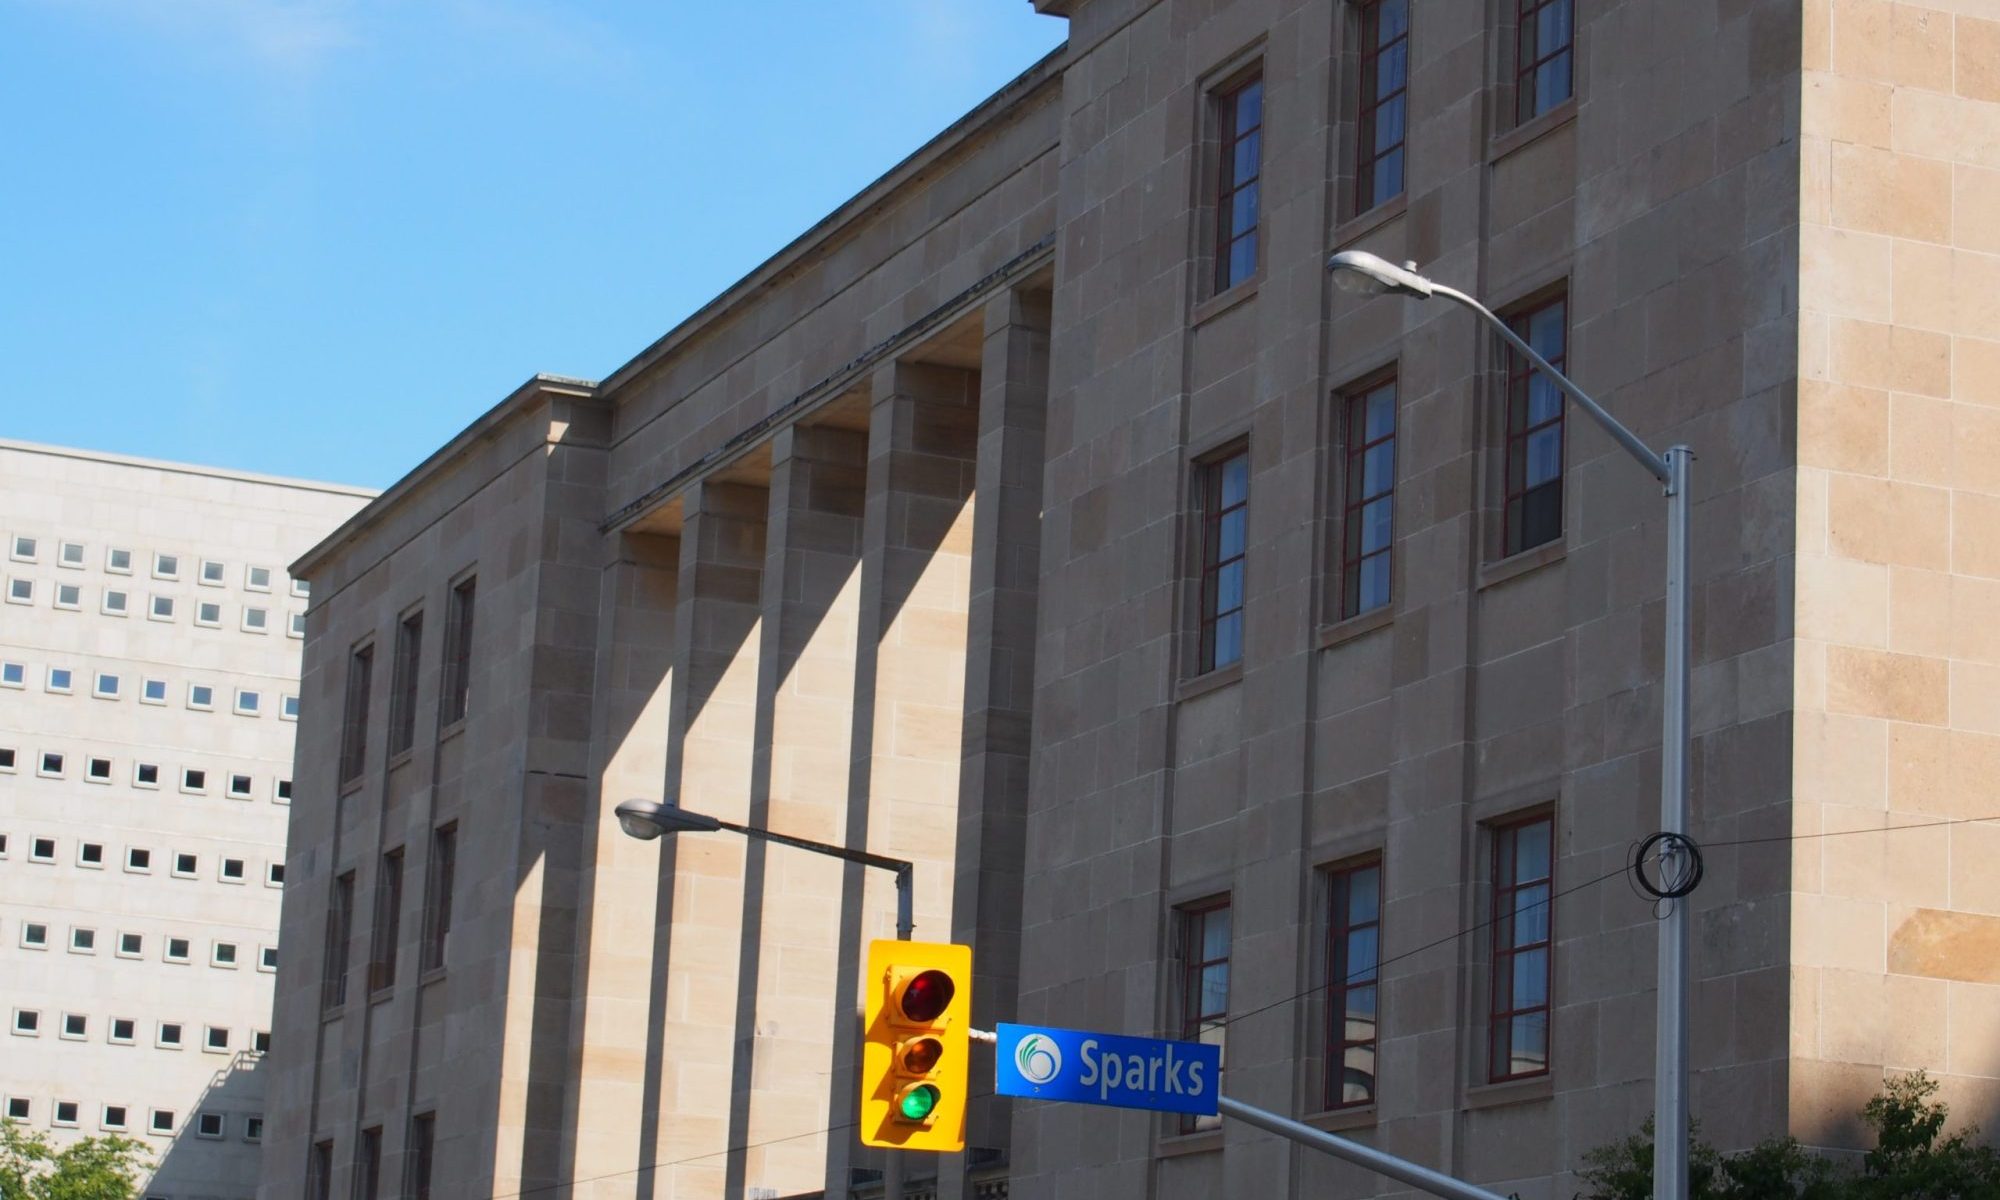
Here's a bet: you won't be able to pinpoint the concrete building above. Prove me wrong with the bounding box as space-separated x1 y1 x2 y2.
0 441 372 1197
265 1 2000 1198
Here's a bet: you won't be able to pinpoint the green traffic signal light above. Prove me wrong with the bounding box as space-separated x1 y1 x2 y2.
897 1084 941 1122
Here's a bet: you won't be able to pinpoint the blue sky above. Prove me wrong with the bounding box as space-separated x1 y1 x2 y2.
0 2 1065 489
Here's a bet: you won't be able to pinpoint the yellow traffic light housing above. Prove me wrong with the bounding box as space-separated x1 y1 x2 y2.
860 939 970 1151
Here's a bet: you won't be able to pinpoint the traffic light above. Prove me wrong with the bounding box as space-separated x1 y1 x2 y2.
859 939 970 1151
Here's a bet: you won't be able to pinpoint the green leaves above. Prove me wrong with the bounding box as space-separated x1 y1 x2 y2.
0 1122 152 1200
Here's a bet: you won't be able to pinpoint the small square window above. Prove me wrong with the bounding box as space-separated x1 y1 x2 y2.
200 559 226 586
188 684 214 710
53 1101 79 1128
282 695 300 721
0 832 7 856
118 932 144 957
266 862 285 887
149 594 174 621
246 565 272 591
245 1114 264 1142
110 1017 137 1043
259 946 279 971
102 589 128 616
127 846 154 873
77 841 104 867
234 689 261 715
10 535 36 562
252 1029 272 1053
21 922 47 948
242 607 268 633
173 853 198 879
85 756 112 782
46 668 73 694
228 773 254 799
212 941 239 967
288 611 306 638
165 937 192 963
30 837 57 863
195 601 222 627
70 927 96 953
101 1104 128 1131
106 547 132 573
140 677 167 704
149 1109 175 1134
0 747 12 771
275 778 293 804
220 857 246 883
153 553 179 580
54 583 81 610
58 541 84 568
0 662 23 687
6 578 33 604
92 673 119 699
182 767 207 793
4 1097 28 1121
134 762 160 788
62 1013 87 1039
203 1026 229 1053
196 1111 224 1138
156 1022 183 1048
13 1009 41 1036
291 577 310 597
38 752 63 778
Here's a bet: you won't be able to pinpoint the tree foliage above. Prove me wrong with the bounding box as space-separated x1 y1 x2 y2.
1579 1073 2000 1200
0 1121 152 1200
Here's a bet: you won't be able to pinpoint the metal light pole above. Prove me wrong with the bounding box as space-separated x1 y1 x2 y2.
614 798 916 1198
1327 251 1694 1200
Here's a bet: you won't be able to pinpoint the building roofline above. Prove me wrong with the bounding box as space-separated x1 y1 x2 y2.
289 373 600 580
0 437 378 499
594 42 1067 398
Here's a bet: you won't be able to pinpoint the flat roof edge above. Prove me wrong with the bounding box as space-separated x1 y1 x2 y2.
0 437 378 498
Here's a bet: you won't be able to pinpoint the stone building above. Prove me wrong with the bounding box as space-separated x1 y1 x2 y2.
263 1 2000 1197
0 440 372 1198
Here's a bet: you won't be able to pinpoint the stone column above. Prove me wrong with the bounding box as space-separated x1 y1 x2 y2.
654 479 768 1198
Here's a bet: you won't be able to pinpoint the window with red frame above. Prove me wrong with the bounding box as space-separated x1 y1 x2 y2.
1515 0 1574 125
1180 898 1231 1132
1324 859 1381 1110
1215 75 1264 292
1356 0 1409 213
1502 295 1567 555
1341 379 1396 618
1489 815 1553 1082
1197 448 1249 672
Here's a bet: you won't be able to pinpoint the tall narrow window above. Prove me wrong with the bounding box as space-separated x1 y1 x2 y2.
422 824 457 972
308 1140 334 1200
407 1113 436 1200
322 871 355 1011
339 645 373 785
369 849 405 993
1197 448 1250 673
356 1126 383 1200
1324 860 1381 1109
1355 0 1409 212
1515 0 1574 124
440 577 476 726
1490 814 1554 1082
1502 296 1567 555
1214 75 1264 292
1341 378 1397 618
1179 898 1231 1133
388 611 423 757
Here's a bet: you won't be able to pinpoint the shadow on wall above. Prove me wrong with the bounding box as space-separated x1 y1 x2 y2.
148 1050 266 1198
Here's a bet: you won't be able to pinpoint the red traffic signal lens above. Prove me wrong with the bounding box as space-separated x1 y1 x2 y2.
897 969 954 1022
898 1036 944 1074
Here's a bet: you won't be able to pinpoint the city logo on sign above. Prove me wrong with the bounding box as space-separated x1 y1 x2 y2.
1015 1034 1061 1084
994 1022 1221 1116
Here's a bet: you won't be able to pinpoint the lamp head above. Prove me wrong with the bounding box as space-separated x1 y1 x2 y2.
1326 250 1435 299
615 798 723 841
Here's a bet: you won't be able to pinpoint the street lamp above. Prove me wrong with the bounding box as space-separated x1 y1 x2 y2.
1328 250 1695 1200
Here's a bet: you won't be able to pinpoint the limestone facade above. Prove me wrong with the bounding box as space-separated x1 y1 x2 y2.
265 2 2000 1198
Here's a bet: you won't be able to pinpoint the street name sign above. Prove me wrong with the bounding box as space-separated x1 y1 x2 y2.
994 1022 1221 1116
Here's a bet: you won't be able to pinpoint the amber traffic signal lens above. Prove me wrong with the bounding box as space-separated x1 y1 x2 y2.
898 969 954 1022
899 1036 944 1073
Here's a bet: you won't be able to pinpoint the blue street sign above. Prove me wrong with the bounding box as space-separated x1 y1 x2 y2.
994 1022 1221 1116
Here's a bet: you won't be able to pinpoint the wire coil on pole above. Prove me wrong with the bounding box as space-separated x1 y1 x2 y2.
1630 831 1704 901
